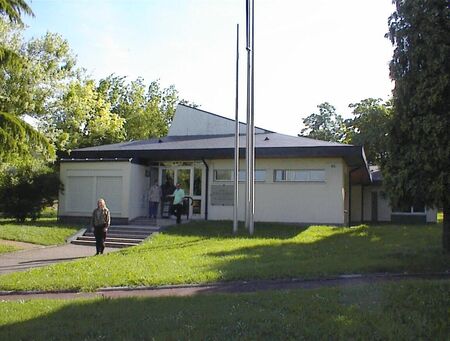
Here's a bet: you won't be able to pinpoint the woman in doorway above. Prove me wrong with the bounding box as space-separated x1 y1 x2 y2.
91 198 110 255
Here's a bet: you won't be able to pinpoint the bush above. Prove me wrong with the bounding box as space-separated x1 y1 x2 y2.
0 161 61 222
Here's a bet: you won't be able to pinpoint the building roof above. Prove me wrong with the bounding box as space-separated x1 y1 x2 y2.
66 105 371 183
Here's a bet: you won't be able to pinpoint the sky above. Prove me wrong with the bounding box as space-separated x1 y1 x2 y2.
23 0 395 136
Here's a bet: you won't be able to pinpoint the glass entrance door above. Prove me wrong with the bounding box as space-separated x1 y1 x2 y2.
159 166 203 219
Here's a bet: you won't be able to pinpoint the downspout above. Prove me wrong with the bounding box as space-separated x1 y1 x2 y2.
201 158 209 221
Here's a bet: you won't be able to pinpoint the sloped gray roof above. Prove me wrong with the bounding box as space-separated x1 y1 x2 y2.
69 132 367 170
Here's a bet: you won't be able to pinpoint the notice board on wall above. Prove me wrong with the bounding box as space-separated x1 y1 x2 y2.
211 184 234 206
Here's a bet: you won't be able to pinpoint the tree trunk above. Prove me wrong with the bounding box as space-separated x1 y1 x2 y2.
443 192 450 253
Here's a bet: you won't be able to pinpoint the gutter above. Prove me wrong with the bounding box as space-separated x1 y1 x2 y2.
201 158 209 221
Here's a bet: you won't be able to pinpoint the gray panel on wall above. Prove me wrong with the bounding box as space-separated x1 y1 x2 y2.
211 184 234 206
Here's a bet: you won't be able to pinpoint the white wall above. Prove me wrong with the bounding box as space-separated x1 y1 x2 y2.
59 161 131 218
169 105 267 136
128 163 148 221
206 157 346 224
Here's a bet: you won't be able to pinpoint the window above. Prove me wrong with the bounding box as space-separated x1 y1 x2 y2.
274 169 326 182
214 170 233 181
392 202 425 214
238 170 266 182
214 169 266 182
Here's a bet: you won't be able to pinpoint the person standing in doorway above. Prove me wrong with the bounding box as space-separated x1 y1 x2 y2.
172 183 185 224
91 198 110 255
148 181 162 219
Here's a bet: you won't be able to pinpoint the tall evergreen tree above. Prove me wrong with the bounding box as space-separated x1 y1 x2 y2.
384 0 449 251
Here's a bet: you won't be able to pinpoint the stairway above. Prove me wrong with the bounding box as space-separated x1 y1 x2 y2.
71 225 160 249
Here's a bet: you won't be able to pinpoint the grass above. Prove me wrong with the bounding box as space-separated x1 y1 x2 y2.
0 244 20 255
0 221 448 292
0 218 79 246
0 279 449 340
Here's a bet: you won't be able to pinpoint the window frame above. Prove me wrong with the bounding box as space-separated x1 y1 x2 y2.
213 169 266 182
273 169 326 182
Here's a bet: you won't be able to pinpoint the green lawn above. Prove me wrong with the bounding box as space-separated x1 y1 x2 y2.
0 279 448 340
0 219 79 246
0 221 448 292
0 244 20 255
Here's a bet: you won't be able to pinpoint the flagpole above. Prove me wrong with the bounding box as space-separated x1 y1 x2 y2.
233 23 239 235
249 0 255 235
245 0 251 230
245 0 255 234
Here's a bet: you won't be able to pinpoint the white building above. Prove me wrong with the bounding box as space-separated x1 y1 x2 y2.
58 104 437 225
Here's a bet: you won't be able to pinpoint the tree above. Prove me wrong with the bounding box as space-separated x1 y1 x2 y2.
384 0 449 251
0 111 54 162
300 102 346 142
0 0 33 25
0 0 33 65
345 98 392 165
0 4 58 162
98 75 188 140
0 160 60 222
48 79 125 151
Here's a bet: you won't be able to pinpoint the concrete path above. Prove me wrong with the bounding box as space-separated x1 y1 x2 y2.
0 243 119 275
1 273 449 301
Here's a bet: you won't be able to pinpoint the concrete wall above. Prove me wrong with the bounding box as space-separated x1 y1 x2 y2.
59 161 131 219
168 105 267 136
206 157 346 224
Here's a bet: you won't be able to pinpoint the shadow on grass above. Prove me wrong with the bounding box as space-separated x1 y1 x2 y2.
162 220 310 240
1 280 449 340
160 222 449 280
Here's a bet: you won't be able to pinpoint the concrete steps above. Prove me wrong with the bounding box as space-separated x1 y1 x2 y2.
71 224 160 249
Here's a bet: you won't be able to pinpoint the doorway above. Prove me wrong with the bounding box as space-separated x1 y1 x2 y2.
159 165 204 219
371 192 378 222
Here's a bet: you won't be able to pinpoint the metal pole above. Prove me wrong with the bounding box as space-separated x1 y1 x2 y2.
248 0 255 235
233 24 239 235
245 0 252 230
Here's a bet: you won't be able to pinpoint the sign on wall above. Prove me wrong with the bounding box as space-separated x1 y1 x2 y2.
211 184 234 206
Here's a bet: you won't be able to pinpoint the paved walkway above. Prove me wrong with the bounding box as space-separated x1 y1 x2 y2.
0 243 119 275
1 273 449 301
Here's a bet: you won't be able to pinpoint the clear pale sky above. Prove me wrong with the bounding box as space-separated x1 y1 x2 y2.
24 0 395 136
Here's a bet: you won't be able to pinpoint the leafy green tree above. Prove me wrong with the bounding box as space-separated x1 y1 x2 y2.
384 0 449 251
98 75 181 140
49 79 125 151
300 102 346 142
0 25 78 117
0 160 60 222
345 98 392 165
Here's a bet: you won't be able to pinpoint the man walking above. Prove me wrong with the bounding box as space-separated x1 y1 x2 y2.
172 183 185 224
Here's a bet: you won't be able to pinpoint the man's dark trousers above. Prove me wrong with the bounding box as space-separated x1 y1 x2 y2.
174 203 183 224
